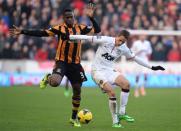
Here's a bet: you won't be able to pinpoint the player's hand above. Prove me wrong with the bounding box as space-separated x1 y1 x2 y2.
86 0 96 18
9 25 22 36
151 66 165 71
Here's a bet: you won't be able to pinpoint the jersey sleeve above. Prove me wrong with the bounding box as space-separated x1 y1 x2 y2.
69 35 115 45
92 36 115 44
119 44 135 59
45 25 60 36
79 24 94 35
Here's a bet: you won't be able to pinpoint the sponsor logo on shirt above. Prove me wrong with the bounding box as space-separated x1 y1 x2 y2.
101 53 115 61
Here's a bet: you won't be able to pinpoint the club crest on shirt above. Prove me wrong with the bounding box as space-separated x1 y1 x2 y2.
56 68 61 73
99 80 103 85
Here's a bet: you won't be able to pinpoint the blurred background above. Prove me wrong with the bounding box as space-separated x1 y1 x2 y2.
0 0 181 87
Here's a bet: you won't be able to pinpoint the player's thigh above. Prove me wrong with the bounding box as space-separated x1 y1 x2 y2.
92 70 115 97
93 69 120 84
115 74 130 89
50 61 65 86
91 70 107 88
66 63 87 87
103 82 116 97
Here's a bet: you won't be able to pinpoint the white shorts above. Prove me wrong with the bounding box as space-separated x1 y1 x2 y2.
91 68 120 88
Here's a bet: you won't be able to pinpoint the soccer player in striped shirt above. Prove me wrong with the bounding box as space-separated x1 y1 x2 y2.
10 1 100 127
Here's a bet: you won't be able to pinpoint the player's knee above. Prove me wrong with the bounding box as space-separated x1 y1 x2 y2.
123 81 130 90
49 74 62 87
107 90 116 97
72 83 82 96
73 89 81 97
49 79 60 87
110 92 116 97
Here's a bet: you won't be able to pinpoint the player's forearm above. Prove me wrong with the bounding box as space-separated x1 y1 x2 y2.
70 35 93 41
70 35 112 44
21 29 49 37
89 17 101 33
133 56 152 69
133 56 165 71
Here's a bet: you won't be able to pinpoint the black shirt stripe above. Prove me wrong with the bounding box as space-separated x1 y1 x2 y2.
58 26 63 60
49 27 61 34
71 27 78 63
64 27 70 62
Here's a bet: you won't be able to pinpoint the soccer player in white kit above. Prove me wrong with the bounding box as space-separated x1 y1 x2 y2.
69 30 165 128
131 36 152 97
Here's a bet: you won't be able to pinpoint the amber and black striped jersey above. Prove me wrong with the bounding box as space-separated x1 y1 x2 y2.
20 17 100 63
45 23 95 64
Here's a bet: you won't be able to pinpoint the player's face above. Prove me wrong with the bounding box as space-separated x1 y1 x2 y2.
63 12 74 27
115 35 127 46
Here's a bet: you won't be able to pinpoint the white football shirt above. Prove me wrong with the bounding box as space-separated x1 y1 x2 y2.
91 36 135 70
131 40 152 61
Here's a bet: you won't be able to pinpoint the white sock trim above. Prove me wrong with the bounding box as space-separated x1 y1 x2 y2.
109 97 118 124
119 91 130 115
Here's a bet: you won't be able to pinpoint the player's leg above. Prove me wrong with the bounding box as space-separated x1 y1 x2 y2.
102 82 122 128
92 70 122 128
66 64 87 127
114 75 135 122
134 75 140 97
40 61 65 89
140 73 147 96
69 83 82 127
48 73 63 87
64 77 70 97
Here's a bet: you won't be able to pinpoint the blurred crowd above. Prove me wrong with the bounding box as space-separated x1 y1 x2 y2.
0 0 181 61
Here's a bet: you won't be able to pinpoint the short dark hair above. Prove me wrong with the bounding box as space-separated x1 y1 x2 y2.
63 8 73 15
119 30 130 39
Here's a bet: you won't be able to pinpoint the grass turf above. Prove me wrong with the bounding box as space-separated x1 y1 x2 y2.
0 86 180 131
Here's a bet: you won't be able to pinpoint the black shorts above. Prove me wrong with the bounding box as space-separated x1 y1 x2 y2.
52 61 87 84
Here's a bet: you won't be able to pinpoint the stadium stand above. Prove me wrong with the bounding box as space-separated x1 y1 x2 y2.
0 0 180 61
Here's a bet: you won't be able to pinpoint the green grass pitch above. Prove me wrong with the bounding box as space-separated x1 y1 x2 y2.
0 86 181 131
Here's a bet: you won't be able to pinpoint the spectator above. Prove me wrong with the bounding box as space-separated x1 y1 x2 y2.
0 0 180 61
150 36 166 61
2 42 12 59
167 42 181 61
34 44 48 61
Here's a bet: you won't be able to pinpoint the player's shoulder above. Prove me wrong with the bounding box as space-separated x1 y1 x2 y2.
77 24 92 29
135 40 141 43
51 23 64 29
133 40 141 44
145 40 151 44
58 23 66 28
78 23 87 26
119 43 129 51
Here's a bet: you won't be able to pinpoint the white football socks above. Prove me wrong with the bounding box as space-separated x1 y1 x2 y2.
119 91 130 115
109 97 118 124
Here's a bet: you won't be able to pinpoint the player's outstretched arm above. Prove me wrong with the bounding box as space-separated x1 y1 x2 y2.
9 25 49 37
70 35 114 44
85 1 101 33
133 56 165 71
